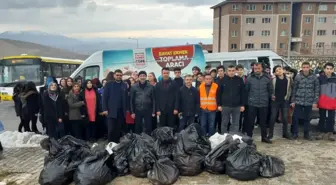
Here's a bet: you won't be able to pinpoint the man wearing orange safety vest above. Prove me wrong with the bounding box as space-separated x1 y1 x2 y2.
199 74 220 136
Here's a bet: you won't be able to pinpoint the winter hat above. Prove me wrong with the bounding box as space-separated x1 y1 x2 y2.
138 71 147 76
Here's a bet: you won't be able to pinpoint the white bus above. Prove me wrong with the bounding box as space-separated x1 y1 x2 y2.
204 50 290 75
0 55 83 101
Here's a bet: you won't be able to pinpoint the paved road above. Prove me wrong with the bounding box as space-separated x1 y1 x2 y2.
1 101 336 185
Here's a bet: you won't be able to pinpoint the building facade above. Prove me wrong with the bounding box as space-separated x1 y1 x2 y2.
212 0 336 55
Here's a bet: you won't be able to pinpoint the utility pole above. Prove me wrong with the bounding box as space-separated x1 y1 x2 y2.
128 37 139 48
287 0 293 62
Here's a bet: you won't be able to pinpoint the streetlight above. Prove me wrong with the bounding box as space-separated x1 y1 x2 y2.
128 37 139 48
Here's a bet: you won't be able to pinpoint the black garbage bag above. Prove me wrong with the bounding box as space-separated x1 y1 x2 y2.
113 134 135 175
148 157 179 185
39 149 77 185
173 133 204 176
73 151 117 185
0 141 3 160
128 134 156 178
152 127 175 144
205 136 240 174
180 123 211 156
226 145 262 181
260 155 285 178
153 140 175 159
58 135 90 148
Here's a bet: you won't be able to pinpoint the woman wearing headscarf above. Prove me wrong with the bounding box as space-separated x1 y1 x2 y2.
20 82 40 133
39 76 58 130
41 82 64 139
67 82 86 140
81 80 101 141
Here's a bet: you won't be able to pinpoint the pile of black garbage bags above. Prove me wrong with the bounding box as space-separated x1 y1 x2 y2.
39 123 285 185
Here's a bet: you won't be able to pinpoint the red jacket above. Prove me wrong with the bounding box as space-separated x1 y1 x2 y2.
318 74 336 110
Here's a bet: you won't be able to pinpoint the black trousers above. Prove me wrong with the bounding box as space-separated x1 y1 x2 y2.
23 114 38 132
152 116 157 132
269 101 290 137
215 111 222 133
319 109 335 133
107 110 125 143
247 106 268 139
135 110 153 135
240 105 248 133
71 120 86 140
18 116 24 132
86 121 96 141
159 111 175 128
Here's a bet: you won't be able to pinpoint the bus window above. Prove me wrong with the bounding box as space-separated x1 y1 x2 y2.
222 60 236 68
206 61 221 68
70 65 78 73
51 63 62 78
62 64 71 77
42 63 51 77
237 59 257 74
258 57 270 67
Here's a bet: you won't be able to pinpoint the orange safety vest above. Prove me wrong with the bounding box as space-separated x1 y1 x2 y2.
199 82 218 111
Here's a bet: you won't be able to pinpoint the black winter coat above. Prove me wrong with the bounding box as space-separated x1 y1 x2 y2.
155 79 178 112
130 82 155 114
41 92 63 123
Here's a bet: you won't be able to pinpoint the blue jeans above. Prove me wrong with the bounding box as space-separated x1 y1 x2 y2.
200 110 216 136
291 105 312 136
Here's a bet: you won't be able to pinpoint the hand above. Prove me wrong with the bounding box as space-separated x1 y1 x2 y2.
156 111 161 116
312 104 318 108
131 114 135 119
102 111 108 116
81 101 85 104
81 115 85 118
240 106 245 112
272 96 276 101
218 106 222 112
152 114 156 117
290 103 295 108
58 118 62 123
99 112 104 116
173 110 178 115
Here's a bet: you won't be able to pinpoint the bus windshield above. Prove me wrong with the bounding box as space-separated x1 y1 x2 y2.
0 58 42 86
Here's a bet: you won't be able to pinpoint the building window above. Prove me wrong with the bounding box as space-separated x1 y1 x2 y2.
303 43 309 48
334 17 336 24
332 30 336 35
245 43 254 49
246 30 255 36
263 4 272 11
280 4 288 11
279 43 285 49
262 18 271 23
232 17 238 24
247 4 256 11
332 42 336 48
280 30 287 36
319 4 328 11
317 30 326 36
305 17 311 23
334 4 336 11
316 42 325 48
232 4 239 11
318 17 327 23
231 31 238 37
281 17 287 23
231 44 237 49
261 43 270 49
246 18 255 24
303 30 311 36
307 4 312 11
261 30 271 36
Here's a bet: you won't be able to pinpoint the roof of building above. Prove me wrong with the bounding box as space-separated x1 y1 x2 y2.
211 0 336 9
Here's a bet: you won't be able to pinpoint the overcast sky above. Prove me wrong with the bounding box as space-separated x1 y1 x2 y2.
0 0 221 39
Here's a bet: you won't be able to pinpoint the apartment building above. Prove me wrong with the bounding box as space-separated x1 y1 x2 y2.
212 0 336 55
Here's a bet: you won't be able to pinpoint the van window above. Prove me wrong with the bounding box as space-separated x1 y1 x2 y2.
237 59 257 73
206 61 221 68
272 59 289 67
75 66 100 80
222 60 236 68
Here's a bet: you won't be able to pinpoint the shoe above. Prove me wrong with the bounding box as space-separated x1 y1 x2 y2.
327 133 336 141
267 135 273 140
262 138 272 144
316 133 325 140
291 134 298 140
283 134 293 140
304 135 313 141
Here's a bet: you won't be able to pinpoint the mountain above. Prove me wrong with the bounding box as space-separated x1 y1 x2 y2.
0 31 212 55
0 39 88 59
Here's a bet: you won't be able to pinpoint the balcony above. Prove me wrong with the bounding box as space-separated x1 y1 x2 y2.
291 37 302 42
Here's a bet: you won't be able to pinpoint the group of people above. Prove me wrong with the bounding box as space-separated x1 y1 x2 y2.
12 61 336 144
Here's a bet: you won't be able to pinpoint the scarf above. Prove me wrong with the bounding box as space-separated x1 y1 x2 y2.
19 91 35 108
48 89 58 101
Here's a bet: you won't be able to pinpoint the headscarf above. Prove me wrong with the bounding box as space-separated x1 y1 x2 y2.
48 82 58 101
46 76 57 89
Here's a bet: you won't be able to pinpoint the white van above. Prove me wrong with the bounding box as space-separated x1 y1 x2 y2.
70 44 206 80
204 50 290 75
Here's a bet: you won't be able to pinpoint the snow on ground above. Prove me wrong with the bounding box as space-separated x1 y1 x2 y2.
0 131 47 148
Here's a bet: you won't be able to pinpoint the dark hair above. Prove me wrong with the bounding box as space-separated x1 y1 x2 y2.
205 73 212 77
210 69 217 73
254 62 263 68
236 64 244 70
197 72 204 77
216 65 225 71
148 72 157 83
124 79 131 90
283 66 291 71
324 62 334 69
24 81 38 93
205 65 211 69
13 83 23 94
173 67 181 72
301 62 310 67
192 66 201 72
75 76 82 83
106 71 114 81
60 78 67 85
272 65 282 74
161 67 169 72
227 64 236 69
84 79 93 89
114 69 123 74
